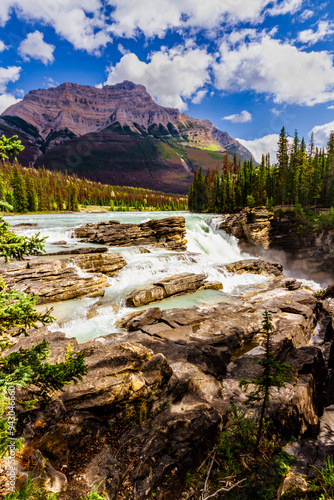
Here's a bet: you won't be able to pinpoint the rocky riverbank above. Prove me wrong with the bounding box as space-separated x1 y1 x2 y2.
1 266 334 499
216 207 334 284
1 215 334 499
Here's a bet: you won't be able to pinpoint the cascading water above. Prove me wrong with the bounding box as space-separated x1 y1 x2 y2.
4 211 272 343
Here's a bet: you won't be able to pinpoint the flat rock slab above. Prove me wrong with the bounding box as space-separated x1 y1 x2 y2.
47 247 108 256
0 253 127 303
74 216 187 251
124 273 222 307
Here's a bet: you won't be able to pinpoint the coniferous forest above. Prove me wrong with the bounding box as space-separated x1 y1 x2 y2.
188 127 334 213
0 160 188 213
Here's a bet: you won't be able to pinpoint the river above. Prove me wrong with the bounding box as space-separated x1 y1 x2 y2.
4 211 318 343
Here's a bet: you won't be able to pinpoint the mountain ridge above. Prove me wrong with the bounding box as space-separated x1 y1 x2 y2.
0 81 254 194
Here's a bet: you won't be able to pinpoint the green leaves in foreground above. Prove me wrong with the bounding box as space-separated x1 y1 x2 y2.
0 217 46 262
0 286 55 339
0 339 87 400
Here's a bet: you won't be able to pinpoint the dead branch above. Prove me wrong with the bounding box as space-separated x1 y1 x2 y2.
201 478 247 500
200 452 216 500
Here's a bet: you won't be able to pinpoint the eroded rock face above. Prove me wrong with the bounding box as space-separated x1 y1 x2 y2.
124 273 221 307
0 253 126 303
216 207 334 282
75 216 187 251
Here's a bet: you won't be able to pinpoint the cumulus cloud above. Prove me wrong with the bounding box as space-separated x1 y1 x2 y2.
105 46 213 110
310 121 334 148
328 105 334 110
298 21 334 45
107 0 277 38
0 93 21 113
0 0 112 54
0 0 308 53
0 66 21 94
18 31 55 65
236 134 280 163
0 40 7 52
214 33 334 106
222 110 252 123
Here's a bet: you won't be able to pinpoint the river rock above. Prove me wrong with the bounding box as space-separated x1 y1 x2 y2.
47 246 108 255
0 253 127 303
74 216 187 251
124 273 221 307
225 258 283 276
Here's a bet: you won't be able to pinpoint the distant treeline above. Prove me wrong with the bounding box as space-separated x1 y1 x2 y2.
0 162 188 213
189 127 334 213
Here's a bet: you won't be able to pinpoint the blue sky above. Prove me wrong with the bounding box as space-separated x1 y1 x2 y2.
0 0 334 162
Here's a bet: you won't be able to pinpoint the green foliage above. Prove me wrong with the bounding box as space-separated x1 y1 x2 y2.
0 135 24 163
0 288 54 338
189 127 334 213
313 456 334 499
239 311 292 452
314 284 334 300
0 217 46 262
212 402 293 500
0 223 88 463
1 340 87 399
3 474 58 499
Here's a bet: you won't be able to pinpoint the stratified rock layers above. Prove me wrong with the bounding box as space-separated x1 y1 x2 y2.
75 216 187 251
0 253 127 303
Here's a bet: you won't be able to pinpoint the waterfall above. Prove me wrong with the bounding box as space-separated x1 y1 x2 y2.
6 211 269 343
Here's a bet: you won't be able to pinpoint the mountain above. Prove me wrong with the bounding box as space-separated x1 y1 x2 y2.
0 81 254 194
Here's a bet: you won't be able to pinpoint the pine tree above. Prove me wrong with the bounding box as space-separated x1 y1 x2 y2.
239 311 292 453
12 165 27 213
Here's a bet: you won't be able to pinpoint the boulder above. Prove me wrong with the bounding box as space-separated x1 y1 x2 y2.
124 273 222 307
74 216 187 251
225 258 283 276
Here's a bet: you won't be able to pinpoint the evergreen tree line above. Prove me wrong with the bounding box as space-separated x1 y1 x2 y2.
189 127 334 212
0 162 188 213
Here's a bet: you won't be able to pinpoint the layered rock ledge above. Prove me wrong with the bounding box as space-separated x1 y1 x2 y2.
0 253 127 303
124 273 223 307
216 207 334 282
74 216 187 251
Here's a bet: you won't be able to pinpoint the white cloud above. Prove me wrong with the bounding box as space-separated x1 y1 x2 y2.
300 9 314 21
298 21 334 45
107 0 298 39
18 31 55 65
328 105 334 110
191 89 207 104
0 93 21 113
222 110 252 123
236 134 280 163
0 66 21 94
105 46 213 110
0 1 112 54
310 121 334 148
0 40 7 52
214 34 334 106
268 0 303 16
